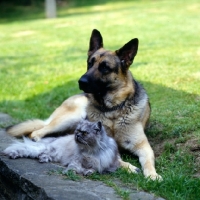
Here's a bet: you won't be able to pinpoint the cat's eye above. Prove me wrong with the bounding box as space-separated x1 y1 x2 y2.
94 128 100 133
82 131 88 136
77 129 88 136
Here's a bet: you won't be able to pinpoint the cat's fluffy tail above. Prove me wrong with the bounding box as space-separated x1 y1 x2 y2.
3 137 46 159
6 119 45 137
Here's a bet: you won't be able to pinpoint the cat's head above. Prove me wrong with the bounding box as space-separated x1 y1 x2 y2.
74 120 103 148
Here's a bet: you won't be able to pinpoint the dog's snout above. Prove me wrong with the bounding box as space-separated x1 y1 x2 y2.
78 75 89 91
79 75 88 85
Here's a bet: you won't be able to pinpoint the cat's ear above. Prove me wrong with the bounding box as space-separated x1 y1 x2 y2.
84 116 89 120
95 121 102 132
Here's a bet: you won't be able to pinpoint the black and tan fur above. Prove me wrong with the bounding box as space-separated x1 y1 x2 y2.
6 29 161 180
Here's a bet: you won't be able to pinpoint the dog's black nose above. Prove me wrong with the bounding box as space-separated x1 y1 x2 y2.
78 75 89 91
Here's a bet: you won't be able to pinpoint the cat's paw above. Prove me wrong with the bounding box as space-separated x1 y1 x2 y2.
38 154 52 163
62 169 76 175
83 169 95 176
5 150 20 159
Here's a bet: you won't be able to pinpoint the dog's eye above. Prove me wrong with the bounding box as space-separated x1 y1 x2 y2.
99 62 111 74
101 66 110 74
87 57 95 70
87 62 92 70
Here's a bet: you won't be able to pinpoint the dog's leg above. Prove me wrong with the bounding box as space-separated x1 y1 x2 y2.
30 125 60 142
30 114 83 141
119 158 140 174
30 110 87 141
30 94 88 141
6 119 45 137
134 140 162 180
121 123 162 181
134 123 162 180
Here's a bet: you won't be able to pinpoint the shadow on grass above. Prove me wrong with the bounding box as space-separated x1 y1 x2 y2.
1 72 199 199
1 77 200 179
0 79 79 122
1 78 199 138
0 0 138 23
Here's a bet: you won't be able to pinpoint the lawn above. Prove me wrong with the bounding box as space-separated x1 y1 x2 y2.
0 0 200 199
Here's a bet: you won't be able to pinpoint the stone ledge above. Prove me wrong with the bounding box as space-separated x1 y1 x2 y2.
0 125 164 200
0 129 121 200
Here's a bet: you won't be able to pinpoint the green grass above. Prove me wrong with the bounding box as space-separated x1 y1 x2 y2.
0 0 200 199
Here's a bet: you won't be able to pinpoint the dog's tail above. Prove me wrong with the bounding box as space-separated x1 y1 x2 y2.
6 119 45 137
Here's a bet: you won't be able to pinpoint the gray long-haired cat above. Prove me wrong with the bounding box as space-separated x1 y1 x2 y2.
4 120 120 175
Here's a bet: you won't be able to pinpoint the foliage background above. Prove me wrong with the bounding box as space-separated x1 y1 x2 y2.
0 0 200 199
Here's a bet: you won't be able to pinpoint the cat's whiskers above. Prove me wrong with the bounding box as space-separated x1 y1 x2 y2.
85 142 93 150
78 139 94 153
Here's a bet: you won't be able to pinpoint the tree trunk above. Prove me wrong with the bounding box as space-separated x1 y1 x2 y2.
45 0 57 18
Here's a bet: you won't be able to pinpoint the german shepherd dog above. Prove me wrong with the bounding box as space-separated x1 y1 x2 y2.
6 29 161 180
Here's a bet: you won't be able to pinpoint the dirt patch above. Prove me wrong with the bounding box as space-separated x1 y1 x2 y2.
186 138 200 152
149 138 165 158
185 138 200 177
149 135 200 177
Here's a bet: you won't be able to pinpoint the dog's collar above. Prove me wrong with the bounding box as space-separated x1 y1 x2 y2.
94 100 126 113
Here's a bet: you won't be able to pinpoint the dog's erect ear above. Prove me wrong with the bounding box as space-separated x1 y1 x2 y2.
88 29 103 57
115 38 138 68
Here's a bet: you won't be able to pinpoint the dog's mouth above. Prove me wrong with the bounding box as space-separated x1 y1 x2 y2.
78 74 109 96
79 75 100 94
78 79 92 93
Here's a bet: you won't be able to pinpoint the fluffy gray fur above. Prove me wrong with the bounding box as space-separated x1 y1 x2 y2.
4 120 120 175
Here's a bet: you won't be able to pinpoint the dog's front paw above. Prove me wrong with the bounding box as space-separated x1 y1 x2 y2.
150 173 163 181
120 160 141 174
30 134 42 142
126 164 141 174
144 172 163 181
30 129 45 141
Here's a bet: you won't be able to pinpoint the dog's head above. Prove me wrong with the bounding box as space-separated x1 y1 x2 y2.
79 29 138 96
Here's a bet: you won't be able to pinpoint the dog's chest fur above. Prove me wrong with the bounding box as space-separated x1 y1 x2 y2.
86 92 148 145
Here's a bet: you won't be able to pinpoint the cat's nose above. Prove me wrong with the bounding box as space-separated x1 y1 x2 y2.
75 133 80 140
